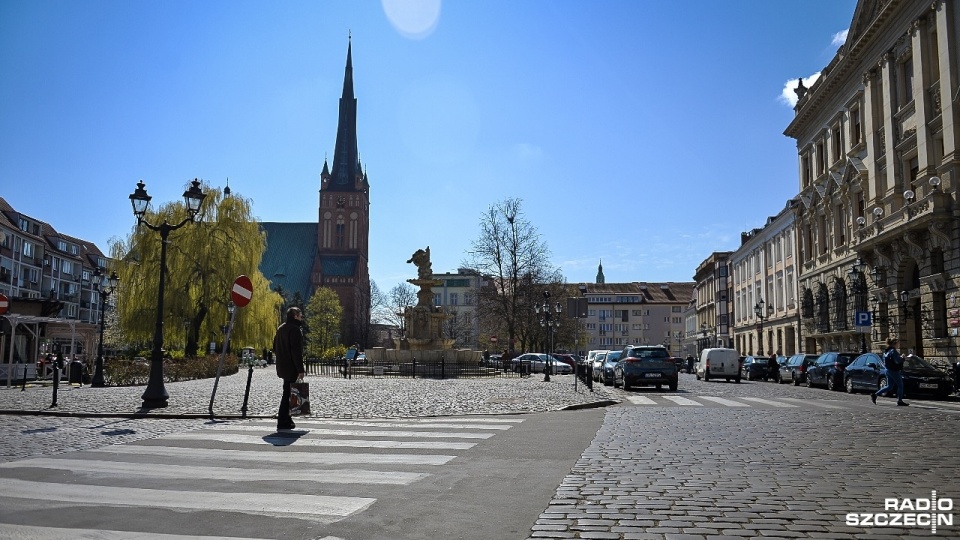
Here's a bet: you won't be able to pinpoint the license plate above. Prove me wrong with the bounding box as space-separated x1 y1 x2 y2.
919 383 938 389
645 373 662 378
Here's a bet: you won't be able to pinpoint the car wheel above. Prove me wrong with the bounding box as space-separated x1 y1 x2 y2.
695 372 701 380
806 376 814 388
878 377 888 395
845 377 855 394
613 377 620 389
669 381 678 391
827 375 837 391
793 372 801 386
704 369 710 382
623 380 630 391
735 374 741 384
656 384 662 390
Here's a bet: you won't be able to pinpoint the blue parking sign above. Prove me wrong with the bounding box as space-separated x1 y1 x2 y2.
855 311 871 326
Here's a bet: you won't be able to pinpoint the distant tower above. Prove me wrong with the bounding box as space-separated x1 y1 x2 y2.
313 36 371 346
596 259 605 284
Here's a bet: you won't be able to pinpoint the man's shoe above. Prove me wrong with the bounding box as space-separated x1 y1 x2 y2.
897 401 909 406
277 421 296 430
871 393 877 404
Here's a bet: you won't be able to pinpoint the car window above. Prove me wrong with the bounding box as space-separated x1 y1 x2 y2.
903 355 933 370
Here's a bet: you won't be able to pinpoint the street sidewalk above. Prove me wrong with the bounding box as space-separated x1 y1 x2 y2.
0 369 616 420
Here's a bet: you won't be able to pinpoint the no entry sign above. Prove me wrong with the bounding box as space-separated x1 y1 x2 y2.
0 293 8 314
231 275 253 308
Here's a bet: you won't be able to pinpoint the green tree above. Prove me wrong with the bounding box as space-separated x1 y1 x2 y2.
303 287 343 358
111 182 283 357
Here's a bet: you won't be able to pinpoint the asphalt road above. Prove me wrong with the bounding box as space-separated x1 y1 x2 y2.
1 372 958 539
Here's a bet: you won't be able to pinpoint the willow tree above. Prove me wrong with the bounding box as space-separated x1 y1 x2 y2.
303 287 343 358
111 182 282 357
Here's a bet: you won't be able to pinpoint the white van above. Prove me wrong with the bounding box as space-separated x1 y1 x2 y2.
696 348 741 383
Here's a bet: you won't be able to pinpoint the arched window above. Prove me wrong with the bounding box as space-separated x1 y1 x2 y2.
815 284 830 333
832 279 848 331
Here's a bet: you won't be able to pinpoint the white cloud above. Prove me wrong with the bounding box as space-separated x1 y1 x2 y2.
831 29 849 47
779 73 822 107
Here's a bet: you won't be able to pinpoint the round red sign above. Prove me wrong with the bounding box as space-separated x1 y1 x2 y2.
0 293 8 315
230 275 253 308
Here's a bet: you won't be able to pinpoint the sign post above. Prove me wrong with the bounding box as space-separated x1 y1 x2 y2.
209 276 253 419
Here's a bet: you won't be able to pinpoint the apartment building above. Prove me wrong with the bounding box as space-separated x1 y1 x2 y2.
581 281 694 356
0 197 109 367
694 252 733 353
731 203 801 357
430 268 487 350
784 0 959 362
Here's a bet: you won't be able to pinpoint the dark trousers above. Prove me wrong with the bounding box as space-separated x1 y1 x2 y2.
278 378 293 423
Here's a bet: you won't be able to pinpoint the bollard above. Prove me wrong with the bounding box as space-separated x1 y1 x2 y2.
21 363 27 392
441 355 446 379
412 356 416 379
50 352 64 408
240 363 254 418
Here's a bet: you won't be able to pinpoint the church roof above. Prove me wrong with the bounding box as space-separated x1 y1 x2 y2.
259 222 317 304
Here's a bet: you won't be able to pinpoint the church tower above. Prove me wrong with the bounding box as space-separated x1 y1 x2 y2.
314 37 371 346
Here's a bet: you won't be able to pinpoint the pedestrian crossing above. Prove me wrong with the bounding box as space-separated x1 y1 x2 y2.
624 394 841 408
624 393 960 411
0 416 524 539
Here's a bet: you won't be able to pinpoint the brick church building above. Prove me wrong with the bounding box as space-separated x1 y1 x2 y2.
260 38 371 346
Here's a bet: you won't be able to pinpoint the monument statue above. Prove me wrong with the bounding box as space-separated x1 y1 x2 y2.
406 246 433 280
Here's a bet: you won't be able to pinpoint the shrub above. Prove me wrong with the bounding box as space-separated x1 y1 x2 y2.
103 354 238 387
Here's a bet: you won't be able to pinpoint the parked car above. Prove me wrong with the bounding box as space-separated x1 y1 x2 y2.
511 353 573 375
696 348 741 383
781 353 818 386
552 354 579 370
613 345 678 391
600 351 623 385
592 352 608 381
844 352 954 399
741 356 769 381
806 352 858 390
482 354 502 368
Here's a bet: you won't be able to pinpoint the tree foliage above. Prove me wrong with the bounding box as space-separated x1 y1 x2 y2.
464 198 564 352
110 182 283 357
303 287 343 358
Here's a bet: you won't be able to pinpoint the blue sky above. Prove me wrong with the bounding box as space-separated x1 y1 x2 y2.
0 0 857 292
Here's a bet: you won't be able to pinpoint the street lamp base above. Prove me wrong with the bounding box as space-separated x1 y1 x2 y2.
141 397 169 409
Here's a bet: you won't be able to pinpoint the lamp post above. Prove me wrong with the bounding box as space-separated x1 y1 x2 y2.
90 268 119 387
534 290 562 382
848 258 868 353
754 298 772 355
130 178 206 408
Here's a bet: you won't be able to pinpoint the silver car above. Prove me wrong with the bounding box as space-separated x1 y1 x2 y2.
592 352 608 381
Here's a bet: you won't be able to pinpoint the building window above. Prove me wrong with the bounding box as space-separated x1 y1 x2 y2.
802 154 812 187
851 106 862 145
449 293 458 306
433 293 441 306
899 56 914 106
22 241 33 258
18 218 28 232
57 240 67 251
816 141 825 175
464 293 473 305
832 124 842 162
62 260 73 275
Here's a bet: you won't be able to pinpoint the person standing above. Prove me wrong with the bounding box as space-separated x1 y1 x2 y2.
273 307 305 429
872 337 908 406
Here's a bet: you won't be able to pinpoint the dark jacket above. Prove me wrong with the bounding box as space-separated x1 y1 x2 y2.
273 319 304 381
883 347 903 372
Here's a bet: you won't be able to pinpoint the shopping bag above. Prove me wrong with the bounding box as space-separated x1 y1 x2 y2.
290 381 310 415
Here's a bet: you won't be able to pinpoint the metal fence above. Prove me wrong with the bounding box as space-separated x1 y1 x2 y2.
305 357 531 379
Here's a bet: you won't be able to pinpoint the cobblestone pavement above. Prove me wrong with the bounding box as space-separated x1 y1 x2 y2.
525 374 960 539
0 371 615 463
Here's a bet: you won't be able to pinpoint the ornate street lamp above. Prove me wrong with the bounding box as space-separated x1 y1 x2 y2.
130 178 206 408
90 268 119 387
754 298 773 355
848 259 868 352
534 290 563 382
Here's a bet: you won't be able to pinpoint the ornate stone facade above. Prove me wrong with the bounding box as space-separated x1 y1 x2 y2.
784 0 959 364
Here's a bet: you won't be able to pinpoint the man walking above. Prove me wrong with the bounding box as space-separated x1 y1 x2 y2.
273 307 305 429
872 337 908 406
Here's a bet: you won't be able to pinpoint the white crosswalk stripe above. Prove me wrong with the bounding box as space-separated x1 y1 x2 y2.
739 397 799 408
0 415 522 538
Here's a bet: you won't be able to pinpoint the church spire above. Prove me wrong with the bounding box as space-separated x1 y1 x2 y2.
330 35 359 190
596 259 605 284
